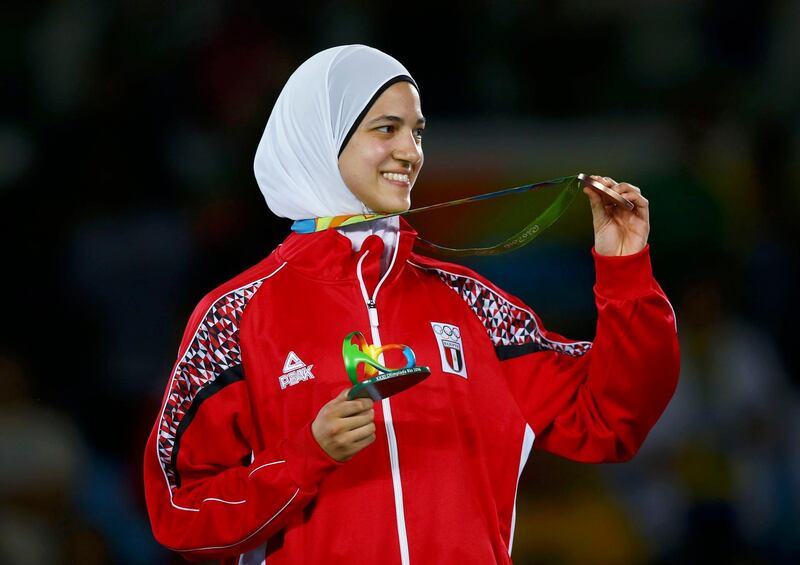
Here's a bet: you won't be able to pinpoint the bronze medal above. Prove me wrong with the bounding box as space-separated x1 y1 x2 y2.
577 173 635 210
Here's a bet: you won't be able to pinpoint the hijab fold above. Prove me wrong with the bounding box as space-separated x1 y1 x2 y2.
254 45 418 221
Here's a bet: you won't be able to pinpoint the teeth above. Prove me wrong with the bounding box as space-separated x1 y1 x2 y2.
382 172 409 183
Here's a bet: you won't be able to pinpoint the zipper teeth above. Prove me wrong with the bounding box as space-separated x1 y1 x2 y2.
356 249 410 565
382 397 410 565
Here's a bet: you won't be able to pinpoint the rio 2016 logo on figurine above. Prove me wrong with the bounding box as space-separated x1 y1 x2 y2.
342 331 430 400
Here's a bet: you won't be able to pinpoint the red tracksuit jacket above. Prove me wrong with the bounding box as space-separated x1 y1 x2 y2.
143 218 679 564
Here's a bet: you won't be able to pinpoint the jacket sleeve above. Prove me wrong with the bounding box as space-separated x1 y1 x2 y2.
143 286 341 562
500 245 680 462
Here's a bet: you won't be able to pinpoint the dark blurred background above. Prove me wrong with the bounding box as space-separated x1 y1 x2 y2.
1 1 798 563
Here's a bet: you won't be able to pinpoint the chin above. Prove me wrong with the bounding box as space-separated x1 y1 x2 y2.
371 206 406 215
367 194 410 215
379 201 410 214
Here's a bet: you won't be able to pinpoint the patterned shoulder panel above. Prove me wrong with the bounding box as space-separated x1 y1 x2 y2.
157 279 265 493
411 261 592 360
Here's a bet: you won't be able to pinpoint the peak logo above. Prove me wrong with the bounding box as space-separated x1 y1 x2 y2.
278 351 315 390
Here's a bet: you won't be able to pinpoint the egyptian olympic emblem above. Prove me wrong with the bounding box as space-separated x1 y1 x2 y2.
431 322 467 378
432 324 461 339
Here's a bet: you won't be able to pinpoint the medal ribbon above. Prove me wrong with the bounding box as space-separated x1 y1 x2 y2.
291 174 581 256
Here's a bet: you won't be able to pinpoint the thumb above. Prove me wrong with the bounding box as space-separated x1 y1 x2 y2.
332 388 350 403
583 186 607 220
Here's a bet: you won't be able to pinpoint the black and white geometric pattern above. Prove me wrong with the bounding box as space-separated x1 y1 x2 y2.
158 280 264 492
430 268 592 357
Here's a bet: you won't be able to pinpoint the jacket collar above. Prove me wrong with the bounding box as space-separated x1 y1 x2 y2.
276 216 418 291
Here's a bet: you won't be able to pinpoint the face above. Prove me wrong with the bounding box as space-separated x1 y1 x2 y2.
338 81 425 214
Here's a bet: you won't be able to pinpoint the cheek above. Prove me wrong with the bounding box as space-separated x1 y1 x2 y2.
360 143 390 171
344 142 383 180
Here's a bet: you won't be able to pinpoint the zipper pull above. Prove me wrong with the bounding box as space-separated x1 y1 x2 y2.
367 299 379 327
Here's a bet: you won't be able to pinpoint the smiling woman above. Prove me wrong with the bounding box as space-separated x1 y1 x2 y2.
143 44 679 565
338 81 426 214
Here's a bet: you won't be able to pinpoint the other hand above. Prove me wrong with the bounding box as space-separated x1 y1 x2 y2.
312 389 376 462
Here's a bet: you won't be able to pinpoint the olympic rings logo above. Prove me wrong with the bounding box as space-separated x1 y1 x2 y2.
432 324 460 339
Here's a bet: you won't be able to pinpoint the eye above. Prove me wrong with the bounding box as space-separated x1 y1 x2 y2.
375 125 395 133
414 127 425 139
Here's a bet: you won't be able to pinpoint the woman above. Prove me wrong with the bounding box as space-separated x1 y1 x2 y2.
143 45 679 564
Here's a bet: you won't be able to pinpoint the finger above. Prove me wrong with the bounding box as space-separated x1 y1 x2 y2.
585 184 625 214
614 182 642 195
613 185 648 206
323 389 352 411
583 186 610 215
346 422 377 443
351 432 377 449
591 176 643 197
590 175 616 188
611 189 650 219
332 397 374 418
588 177 647 213
340 409 375 431
321 389 349 412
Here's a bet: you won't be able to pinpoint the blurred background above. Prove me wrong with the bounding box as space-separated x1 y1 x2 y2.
2 1 798 563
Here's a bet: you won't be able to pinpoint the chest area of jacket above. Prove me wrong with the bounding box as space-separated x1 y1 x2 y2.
240 272 510 429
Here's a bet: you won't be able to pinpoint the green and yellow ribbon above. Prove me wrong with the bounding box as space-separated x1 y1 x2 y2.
291 174 582 257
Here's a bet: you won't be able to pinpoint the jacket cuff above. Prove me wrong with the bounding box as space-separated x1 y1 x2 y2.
280 422 342 493
592 244 654 300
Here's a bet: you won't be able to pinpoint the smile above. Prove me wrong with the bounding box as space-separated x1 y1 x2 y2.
382 172 410 184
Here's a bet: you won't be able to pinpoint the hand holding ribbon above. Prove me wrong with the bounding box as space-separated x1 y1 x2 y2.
582 175 650 257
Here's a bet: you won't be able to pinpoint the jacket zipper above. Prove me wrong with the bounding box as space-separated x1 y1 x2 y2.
356 250 410 565
367 298 379 327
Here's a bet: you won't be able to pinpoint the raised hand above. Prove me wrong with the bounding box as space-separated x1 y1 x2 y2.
583 175 650 256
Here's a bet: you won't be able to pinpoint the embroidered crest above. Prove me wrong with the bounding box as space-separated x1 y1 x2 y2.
431 322 467 378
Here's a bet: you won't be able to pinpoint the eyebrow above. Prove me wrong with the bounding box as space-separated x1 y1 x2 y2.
366 114 427 126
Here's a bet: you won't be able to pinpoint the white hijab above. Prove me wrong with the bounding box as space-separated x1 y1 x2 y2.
254 44 417 220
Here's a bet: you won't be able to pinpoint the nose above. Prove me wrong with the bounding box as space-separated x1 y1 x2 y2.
392 129 423 167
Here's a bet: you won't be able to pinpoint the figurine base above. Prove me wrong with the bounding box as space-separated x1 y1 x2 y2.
348 366 431 400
